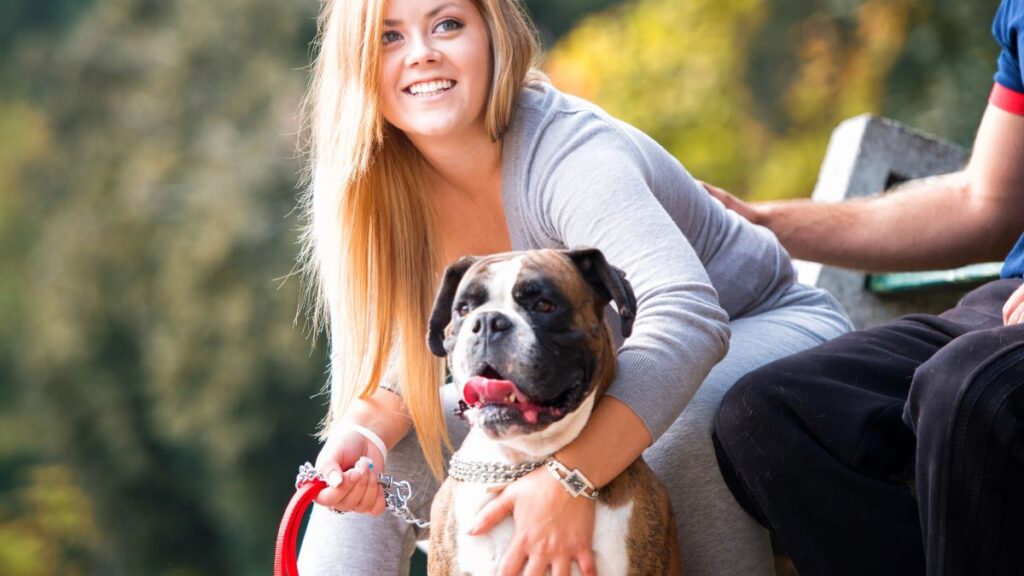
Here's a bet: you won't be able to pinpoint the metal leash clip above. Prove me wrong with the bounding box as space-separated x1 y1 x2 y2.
294 462 430 528
378 473 430 528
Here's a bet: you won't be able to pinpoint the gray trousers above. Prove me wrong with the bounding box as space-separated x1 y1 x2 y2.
298 284 852 576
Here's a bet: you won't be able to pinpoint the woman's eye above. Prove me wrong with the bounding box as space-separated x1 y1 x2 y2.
434 18 463 33
382 30 402 45
533 299 556 314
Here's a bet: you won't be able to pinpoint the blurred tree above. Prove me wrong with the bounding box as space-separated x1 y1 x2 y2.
0 0 97 53
0 102 48 431
547 0 1001 201
0 465 98 576
8 0 325 572
0 69 66 576
523 0 622 44
548 0 770 193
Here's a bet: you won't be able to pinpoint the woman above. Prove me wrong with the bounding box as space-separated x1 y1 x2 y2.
296 0 851 574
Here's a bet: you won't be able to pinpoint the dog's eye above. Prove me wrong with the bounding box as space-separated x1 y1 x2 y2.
533 299 556 314
455 303 471 317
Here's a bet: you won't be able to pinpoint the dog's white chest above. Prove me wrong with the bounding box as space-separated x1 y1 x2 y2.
451 483 634 575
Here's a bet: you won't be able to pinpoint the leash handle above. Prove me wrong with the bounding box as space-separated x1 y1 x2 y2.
273 466 327 576
273 462 432 575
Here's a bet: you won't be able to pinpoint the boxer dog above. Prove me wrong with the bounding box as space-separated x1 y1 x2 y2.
426 248 682 575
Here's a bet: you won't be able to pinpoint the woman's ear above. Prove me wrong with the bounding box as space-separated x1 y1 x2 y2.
427 256 479 356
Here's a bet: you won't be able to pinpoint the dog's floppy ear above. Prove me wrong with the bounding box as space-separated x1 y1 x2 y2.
565 248 637 338
427 256 479 357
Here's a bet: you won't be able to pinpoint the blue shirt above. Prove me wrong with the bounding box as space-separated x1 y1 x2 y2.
994 0 1024 278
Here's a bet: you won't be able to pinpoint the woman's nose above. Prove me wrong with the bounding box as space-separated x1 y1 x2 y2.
405 34 441 67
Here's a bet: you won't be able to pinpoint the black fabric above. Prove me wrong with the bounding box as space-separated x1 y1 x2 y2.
714 278 1024 576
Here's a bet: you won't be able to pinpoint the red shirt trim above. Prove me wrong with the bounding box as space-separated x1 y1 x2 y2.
990 82 1024 116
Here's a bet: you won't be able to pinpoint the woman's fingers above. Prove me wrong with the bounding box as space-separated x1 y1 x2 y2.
312 457 387 515
335 459 373 511
575 548 598 576
523 553 559 576
369 484 387 516
354 466 384 514
497 541 528 576
313 470 354 508
307 425 393 514
311 428 369 509
468 491 513 535
550 556 572 576
496 538 595 576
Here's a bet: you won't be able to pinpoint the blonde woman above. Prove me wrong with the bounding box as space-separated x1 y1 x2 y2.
296 0 851 574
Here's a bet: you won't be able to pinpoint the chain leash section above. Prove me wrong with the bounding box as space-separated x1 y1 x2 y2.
294 462 430 528
377 473 431 528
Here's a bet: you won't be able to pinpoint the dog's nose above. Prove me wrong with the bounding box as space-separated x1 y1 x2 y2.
472 311 512 339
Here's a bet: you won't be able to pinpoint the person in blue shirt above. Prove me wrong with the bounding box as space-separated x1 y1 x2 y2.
706 0 1024 574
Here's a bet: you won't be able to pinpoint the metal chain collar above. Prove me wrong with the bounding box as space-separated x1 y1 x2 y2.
447 453 546 484
295 462 431 528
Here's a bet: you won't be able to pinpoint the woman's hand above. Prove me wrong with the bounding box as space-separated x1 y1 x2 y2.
1003 282 1024 325
468 466 598 576
312 426 387 516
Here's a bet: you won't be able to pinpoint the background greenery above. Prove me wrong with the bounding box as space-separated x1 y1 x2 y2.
0 0 1001 573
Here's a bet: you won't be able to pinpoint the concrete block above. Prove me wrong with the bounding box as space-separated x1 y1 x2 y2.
810 114 968 202
796 115 979 329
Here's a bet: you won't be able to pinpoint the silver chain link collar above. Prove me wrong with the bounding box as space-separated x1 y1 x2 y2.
296 462 430 528
448 453 546 484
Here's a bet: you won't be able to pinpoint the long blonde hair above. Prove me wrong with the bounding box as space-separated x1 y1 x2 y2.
299 0 545 478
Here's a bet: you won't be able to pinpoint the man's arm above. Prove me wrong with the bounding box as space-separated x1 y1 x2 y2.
707 104 1024 272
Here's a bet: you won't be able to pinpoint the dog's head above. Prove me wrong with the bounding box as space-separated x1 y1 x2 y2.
427 248 636 441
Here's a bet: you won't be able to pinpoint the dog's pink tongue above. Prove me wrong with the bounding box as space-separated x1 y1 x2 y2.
463 376 517 405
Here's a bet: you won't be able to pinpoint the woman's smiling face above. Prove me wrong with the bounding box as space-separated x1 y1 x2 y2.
379 0 492 141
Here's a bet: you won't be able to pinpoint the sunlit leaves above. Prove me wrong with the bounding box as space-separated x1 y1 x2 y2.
547 0 999 200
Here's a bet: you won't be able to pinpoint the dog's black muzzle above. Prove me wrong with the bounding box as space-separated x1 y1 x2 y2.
461 319 593 406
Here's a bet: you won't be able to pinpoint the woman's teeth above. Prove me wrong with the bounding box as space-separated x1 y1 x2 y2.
408 79 454 96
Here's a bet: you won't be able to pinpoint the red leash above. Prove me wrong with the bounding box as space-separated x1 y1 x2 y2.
273 464 327 576
273 463 431 575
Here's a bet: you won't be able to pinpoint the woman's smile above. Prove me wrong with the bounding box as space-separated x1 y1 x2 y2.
404 78 457 97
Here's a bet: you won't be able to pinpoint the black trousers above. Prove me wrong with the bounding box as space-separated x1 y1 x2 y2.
713 278 1024 576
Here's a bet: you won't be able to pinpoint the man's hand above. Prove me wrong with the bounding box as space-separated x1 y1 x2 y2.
468 466 598 576
1003 282 1024 325
699 181 765 225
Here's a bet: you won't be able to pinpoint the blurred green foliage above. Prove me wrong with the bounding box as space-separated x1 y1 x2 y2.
522 0 622 44
548 0 1000 200
2 0 326 573
0 0 1005 573
0 0 97 53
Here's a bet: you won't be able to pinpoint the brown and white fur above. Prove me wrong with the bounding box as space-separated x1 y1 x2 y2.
426 248 682 575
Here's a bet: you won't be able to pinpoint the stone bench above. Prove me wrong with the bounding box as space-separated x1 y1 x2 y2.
795 114 1001 329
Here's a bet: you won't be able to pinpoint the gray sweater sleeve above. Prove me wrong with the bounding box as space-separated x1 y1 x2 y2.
525 111 731 441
